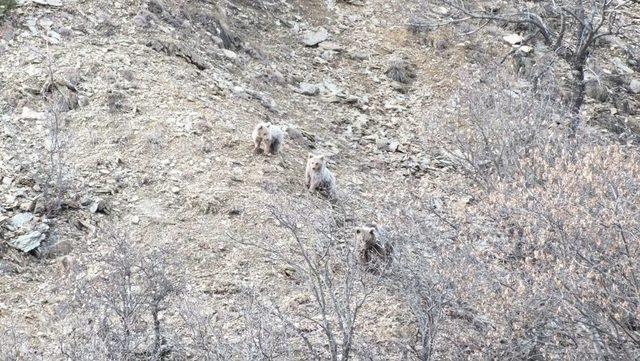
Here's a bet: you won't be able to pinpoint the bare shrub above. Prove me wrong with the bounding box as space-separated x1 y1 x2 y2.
177 2 240 50
0 321 38 360
419 68 639 359
58 233 182 360
106 91 130 114
426 0 637 113
424 62 639 357
476 144 640 358
176 298 239 360
385 58 417 84
390 245 452 360
439 69 568 190
176 289 307 360
233 198 378 360
41 61 70 215
378 199 466 360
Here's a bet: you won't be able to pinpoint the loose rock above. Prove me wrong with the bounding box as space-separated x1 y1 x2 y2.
503 34 523 45
318 41 342 52
33 0 63 6
8 212 34 229
9 231 46 252
88 199 110 214
629 79 640 94
39 239 73 258
299 82 320 96
612 57 634 74
302 27 329 47
20 107 45 121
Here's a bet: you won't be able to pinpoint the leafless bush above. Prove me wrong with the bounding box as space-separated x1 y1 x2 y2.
106 91 130 114
385 58 417 84
374 199 466 360
475 143 640 358
58 233 182 360
233 198 379 360
426 0 637 113
175 287 308 360
423 60 640 357
440 69 569 190
391 251 452 360
176 1 240 50
176 299 239 360
229 192 480 360
40 61 70 215
420 65 639 358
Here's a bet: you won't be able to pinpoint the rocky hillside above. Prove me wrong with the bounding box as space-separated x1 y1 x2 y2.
1 0 639 359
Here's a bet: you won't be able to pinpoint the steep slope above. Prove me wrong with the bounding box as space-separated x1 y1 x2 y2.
1 0 639 358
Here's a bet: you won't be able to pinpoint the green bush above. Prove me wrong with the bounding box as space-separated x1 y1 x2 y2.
0 0 17 18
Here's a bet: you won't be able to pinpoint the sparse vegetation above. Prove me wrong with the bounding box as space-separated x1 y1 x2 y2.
385 58 417 84
1 0 639 359
233 201 376 360
40 61 71 216
441 69 567 189
0 0 16 18
426 0 636 113
58 234 182 360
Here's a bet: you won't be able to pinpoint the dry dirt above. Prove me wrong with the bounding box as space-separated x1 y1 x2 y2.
1 0 639 357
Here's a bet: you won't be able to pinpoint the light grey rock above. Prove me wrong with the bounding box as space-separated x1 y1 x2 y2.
9 231 46 252
323 79 340 94
20 107 45 120
8 212 34 229
302 27 328 47
33 0 63 6
88 199 110 214
39 239 72 258
612 57 634 74
318 41 342 52
321 50 335 61
629 79 640 94
503 34 523 45
388 141 400 152
350 51 368 61
375 137 389 150
221 49 237 60
285 126 303 141
299 82 320 96
517 45 533 54
133 10 157 29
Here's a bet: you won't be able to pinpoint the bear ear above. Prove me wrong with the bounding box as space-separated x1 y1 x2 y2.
308 153 315 158
356 228 361 234
319 155 325 160
265 122 272 127
369 229 375 235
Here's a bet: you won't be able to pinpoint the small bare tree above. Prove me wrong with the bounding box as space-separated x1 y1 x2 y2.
41 60 69 215
176 298 238 361
427 0 636 113
391 248 452 361
233 198 379 361
59 233 181 360
435 69 568 190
